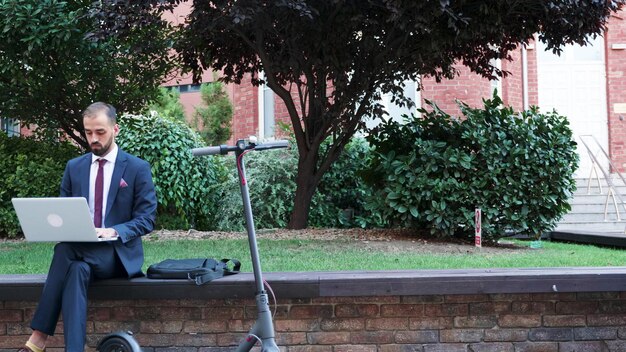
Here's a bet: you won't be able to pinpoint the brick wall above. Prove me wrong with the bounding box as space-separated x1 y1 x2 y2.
500 45 539 111
229 78 307 143
4 292 626 351
525 44 539 109
606 14 626 172
420 65 493 116
231 76 259 142
500 48 523 111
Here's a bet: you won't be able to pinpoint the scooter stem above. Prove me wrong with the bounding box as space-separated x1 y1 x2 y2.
235 149 279 352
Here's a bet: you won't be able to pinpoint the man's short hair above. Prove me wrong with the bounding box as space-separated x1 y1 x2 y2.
83 102 117 124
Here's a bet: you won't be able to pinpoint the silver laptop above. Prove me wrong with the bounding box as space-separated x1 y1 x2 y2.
11 197 116 242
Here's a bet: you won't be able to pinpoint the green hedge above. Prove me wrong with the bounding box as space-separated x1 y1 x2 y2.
311 138 383 228
116 113 228 230
364 94 579 242
0 134 81 238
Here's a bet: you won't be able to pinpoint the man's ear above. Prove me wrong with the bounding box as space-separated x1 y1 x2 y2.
113 124 120 136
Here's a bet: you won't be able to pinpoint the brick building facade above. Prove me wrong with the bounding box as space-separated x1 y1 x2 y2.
606 13 626 173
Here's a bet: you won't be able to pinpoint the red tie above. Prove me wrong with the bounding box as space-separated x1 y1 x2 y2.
94 159 106 228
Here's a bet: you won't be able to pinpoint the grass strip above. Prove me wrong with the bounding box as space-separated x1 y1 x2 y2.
1 238 625 275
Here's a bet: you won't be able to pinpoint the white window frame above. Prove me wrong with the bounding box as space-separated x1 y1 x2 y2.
490 58 503 96
364 78 422 131
1 117 20 136
257 72 275 140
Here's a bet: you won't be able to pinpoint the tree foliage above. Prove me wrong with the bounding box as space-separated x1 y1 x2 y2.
193 82 233 146
0 134 80 238
0 0 175 148
92 0 623 228
146 87 186 123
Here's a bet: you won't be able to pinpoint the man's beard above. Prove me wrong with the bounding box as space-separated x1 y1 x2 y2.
90 141 111 156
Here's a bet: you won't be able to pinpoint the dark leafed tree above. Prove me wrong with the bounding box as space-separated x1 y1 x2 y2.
0 0 176 149
92 0 623 229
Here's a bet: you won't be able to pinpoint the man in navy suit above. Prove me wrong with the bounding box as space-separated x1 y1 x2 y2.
18 102 157 352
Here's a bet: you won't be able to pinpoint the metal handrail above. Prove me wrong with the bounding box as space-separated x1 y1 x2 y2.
578 135 626 225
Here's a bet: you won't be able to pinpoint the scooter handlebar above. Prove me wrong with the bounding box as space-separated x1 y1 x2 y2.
192 140 289 157
191 146 223 156
254 140 289 151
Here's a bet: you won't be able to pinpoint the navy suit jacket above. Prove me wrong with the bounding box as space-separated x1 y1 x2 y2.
60 149 157 277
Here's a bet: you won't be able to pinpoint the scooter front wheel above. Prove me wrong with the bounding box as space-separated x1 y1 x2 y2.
97 331 141 352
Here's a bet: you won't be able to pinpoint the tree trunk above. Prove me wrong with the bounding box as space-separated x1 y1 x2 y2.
287 133 349 229
289 180 317 229
288 154 320 229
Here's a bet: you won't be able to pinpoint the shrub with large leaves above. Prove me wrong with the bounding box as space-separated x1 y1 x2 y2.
311 138 382 228
364 94 579 242
214 138 376 231
116 113 227 230
0 134 81 238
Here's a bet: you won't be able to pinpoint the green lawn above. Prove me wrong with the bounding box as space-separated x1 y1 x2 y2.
1 238 625 274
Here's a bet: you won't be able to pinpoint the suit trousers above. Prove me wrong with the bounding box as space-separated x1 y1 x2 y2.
31 242 125 352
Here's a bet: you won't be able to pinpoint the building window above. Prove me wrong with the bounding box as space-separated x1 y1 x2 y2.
165 83 202 93
490 59 502 95
364 79 421 130
258 73 275 140
1 117 20 136
383 79 419 122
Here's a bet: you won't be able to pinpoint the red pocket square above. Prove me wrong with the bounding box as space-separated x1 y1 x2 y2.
120 179 128 188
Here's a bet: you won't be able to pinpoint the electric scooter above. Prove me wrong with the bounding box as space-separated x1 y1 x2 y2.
192 137 287 351
98 137 287 352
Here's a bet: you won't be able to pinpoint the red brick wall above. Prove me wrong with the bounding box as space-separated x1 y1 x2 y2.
499 43 539 112
231 75 259 142
19 125 32 137
171 47 539 146
526 43 540 108
178 91 202 120
273 85 300 137
420 64 493 116
501 49 523 111
606 14 626 171
5 293 626 351
228 79 297 143
215 49 540 144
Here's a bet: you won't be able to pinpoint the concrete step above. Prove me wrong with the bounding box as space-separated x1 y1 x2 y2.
554 178 626 232
574 189 626 198
561 212 624 222
569 196 626 209
575 175 626 185
568 202 626 212
574 178 626 193
555 221 626 233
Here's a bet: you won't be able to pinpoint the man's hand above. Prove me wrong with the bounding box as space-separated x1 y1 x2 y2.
96 228 119 239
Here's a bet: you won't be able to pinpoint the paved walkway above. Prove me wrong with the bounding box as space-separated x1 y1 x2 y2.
550 229 626 247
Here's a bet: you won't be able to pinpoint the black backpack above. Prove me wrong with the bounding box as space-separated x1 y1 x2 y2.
147 258 241 285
